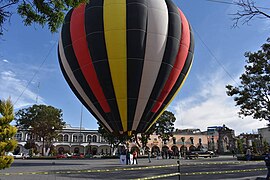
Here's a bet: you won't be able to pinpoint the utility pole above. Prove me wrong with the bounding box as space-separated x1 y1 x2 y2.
79 105 83 154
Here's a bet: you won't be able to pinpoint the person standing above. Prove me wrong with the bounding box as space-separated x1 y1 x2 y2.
147 149 151 163
132 150 138 165
232 149 235 158
246 149 251 161
126 149 131 165
265 151 270 180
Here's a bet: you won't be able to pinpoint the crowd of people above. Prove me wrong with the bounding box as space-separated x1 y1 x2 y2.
120 149 138 165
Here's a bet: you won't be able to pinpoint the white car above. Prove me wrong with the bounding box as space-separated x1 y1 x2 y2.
6 152 29 159
6 152 13 156
65 153 72 158
14 153 27 159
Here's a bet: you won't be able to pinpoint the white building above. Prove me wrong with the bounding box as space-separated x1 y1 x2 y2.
14 124 111 156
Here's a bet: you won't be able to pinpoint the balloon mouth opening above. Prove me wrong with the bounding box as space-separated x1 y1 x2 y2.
118 130 133 136
110 130 135 137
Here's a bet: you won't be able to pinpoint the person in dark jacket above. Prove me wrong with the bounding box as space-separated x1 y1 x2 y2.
126 149 131 165
264 151 270 180
146 149 151 163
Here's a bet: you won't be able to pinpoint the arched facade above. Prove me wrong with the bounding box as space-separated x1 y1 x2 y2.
15 125 239 157
15 124 111 156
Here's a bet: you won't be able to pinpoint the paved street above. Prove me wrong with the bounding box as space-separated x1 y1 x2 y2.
0 156 267 179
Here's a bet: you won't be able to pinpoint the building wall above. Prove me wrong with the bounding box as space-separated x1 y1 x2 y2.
14 124 240 156
258 127 270 144
15 125 111 156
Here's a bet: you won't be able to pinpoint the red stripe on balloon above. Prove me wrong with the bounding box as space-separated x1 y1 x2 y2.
70 4 111 113
151 9 190 113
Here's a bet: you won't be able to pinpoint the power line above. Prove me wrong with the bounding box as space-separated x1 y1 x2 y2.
193 28 239 86
206 0 270 10
206 0 234 5
14 41 57 106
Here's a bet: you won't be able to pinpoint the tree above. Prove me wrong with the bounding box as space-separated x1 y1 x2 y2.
263 140 269 152
15 104 65 156
236 139 244 154
0 98 17 170
226 38 270 124
232 0 270 27
97 122 130 155
0 0 88 35
97 110 176 154
154 110 176 143
132 110 176 151
136 126 156 150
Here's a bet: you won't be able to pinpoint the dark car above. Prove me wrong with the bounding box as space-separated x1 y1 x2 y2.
186 151 214 159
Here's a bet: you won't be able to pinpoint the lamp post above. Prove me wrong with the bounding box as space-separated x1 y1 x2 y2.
181 137 185 159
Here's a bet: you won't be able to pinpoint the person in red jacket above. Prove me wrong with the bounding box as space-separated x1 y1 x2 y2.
132 150 138 165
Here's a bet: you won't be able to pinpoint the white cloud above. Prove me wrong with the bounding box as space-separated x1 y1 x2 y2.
0 70 45 109
170 69 267 135
2 59 9 63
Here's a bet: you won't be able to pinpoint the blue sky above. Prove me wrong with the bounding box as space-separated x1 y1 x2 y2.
0 0 269 135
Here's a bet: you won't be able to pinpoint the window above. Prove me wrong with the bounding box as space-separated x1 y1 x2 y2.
92 135 97 142
87 135 92 142
190 137 194 145
181 137 185 142
73 135 78 142
63 135 69 142
58 135 63 142
15 133 22 141
79 135 83 142
173 137 176 144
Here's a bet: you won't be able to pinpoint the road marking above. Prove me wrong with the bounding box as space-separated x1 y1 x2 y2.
134 173 180 180
0 161 265 177
134 168 267 180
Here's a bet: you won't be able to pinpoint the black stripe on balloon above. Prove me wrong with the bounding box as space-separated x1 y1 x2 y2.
84 1 122 132
60 8 116 132
126 0 148 131
58 48 111 133
139 0 181 131
140 23 195 133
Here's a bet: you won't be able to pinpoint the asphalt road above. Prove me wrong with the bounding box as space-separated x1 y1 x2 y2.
0 156 267 180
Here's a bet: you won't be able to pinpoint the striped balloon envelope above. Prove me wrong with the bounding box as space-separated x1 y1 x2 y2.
58 0 194 135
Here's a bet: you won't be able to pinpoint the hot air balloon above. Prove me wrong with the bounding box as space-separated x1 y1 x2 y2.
58 0 194 135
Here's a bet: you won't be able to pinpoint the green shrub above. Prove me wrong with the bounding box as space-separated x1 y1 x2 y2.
0 98 17 170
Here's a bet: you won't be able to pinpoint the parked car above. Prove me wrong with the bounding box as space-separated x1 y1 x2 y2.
6 152 29 159
71 153 84 159
186 150 214 159
13 153 24 159
65 153 72 158
56 154 67 159
6 152 13 156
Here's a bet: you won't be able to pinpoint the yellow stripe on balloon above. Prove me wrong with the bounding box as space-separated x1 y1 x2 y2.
146 60 193 132
104 0 127 132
